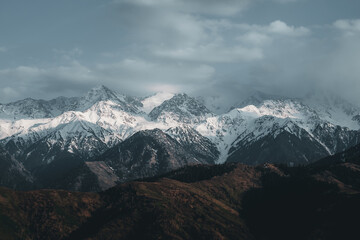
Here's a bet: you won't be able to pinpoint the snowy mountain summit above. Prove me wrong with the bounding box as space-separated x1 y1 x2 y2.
1 86 360 190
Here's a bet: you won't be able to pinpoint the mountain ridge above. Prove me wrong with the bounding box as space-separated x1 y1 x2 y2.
1 86 360 191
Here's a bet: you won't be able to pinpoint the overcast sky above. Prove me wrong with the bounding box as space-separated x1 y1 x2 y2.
1 0 360 107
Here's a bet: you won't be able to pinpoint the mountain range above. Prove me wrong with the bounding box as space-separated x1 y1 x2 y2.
1 85 360 191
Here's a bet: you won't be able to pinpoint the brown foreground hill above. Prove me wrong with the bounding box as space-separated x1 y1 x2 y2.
1 147 360 239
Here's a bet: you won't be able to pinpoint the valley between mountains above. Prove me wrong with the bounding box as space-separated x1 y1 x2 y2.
1 85 360 191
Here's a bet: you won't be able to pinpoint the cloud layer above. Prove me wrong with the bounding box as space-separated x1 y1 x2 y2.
0 0 359 110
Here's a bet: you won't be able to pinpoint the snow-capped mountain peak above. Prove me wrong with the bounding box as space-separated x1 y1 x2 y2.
83 85 117 102
148 93 213 124
236 99 314 120
76 85 143 114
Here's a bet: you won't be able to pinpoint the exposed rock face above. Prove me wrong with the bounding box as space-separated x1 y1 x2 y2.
0 146 33 189
166 125 220 163
98 129 211 182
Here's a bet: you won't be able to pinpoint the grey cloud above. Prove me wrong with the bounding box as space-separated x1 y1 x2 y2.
334 19 360 34
315 28 360 103
267 20 310 36
114 0 251 16
190 18 360 109
272 0 299 3
114 0 301 16
237 32 272 46
237 21 310 37
95 59 215 93
153 44 263 62
0 59 215 102
52 48 83 61
0 62 96 102
111 1 310 64
0 0 359 108
152 20 309 62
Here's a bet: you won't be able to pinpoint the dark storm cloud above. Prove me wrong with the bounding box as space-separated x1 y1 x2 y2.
0 0 359 108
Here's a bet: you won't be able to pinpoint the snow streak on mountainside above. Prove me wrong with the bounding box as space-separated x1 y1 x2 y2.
0 85 360 186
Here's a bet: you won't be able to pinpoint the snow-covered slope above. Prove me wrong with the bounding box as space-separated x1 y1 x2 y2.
229 98 359 163
196 96 360 164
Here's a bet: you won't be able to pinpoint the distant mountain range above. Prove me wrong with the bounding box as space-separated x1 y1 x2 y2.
1 85 360 191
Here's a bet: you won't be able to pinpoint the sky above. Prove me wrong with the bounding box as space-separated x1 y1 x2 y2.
1 0 360 108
